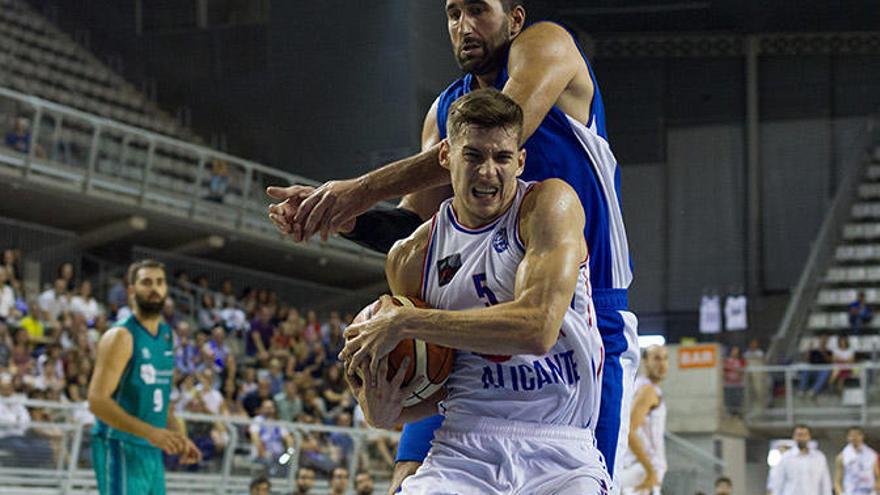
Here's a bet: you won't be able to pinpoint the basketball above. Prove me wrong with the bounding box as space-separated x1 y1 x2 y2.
351 295 455 406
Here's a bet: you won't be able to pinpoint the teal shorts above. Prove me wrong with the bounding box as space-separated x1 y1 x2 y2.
92 435 165 495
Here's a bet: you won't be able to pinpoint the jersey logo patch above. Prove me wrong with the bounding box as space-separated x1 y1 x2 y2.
492 228 509 253
142 348 151 359
437 254 462 287
140 364 156 384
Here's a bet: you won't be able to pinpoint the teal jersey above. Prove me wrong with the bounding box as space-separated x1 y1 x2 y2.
93 315 174 446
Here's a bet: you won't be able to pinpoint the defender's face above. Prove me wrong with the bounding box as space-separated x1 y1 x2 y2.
645 346 669 382
441 125 524 224
446 0 511 74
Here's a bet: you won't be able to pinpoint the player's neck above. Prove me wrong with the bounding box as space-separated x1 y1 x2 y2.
451 195 516 230
472 71 499 89
133 311 161 335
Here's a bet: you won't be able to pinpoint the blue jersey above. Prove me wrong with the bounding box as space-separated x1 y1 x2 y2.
435 22 632 293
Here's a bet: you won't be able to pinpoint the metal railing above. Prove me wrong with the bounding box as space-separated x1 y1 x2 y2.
0 397 399 494
663 431 725 495
743 362 880 428
0 86 386 271
769 116 879 362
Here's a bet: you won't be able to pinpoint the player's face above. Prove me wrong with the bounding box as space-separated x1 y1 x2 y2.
793 427 811 449
645 346 669 382
446 0 515 75
130 267 167 316
441 124 525 224
848 429 864 447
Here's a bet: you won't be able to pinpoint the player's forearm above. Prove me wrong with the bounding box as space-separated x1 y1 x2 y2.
627 432 655 476
360 145 449 203
397 302 559 356
89 396 160 441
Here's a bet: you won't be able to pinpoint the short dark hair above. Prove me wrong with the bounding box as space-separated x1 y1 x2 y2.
126 259 165 286
500 0 526 13
715 476 732 487
848 426 864 434
249 475 269 489
446 88 524 143
793 423 811 435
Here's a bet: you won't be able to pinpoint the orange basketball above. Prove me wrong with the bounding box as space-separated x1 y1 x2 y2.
351 295 455 406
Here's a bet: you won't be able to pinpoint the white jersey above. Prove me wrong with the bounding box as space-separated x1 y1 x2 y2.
842 443 878 495
623 376 667 479
420 179 605 429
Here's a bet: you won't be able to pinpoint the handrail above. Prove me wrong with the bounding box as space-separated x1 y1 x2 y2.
665 430 725 468
769 116 877 362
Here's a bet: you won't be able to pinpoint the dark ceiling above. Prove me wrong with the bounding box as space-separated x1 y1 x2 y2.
537 0 880 35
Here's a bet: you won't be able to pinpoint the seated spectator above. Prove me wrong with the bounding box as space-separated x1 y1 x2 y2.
0 267 16 323
161 298 181 330
242 377 273 417
192 330 210 373
238 366 259 400
323 316 345 363
0 322 12 370
849 291 872 335
267 358 286 396
198 293 222 331
196 368 226 415
206 159 229 203
829 335 856 392
354 404 396 473
322 363 353 416
2 249 21 293
296 414 335 474
38 279 69 322
182 394 226 470
799 335 833 398
294 467 316 495
303 310 321 343
249 475 270 495
248 306 276 362
35 343 65 382
301 386 328 421
175 321 198 376
12 326 35 378
274 380 303 423
249 399 295 470
221 379 247 417
5 116 45 157
57 262 75 291
327 412 355 466
69 280 102 322
0 372 51 467
65 369 89 402
329 467 349 495
105 277 127 320
19 300 47 344
203 326 234 378
219 296 248 334
354 472 374 495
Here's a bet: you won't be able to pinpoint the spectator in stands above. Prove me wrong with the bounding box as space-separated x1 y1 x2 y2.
249 399 295 470
10 328 34 378
5 116 45 157
175 321 198 375
829 335 856 393
267 357 286 396
220 295 248 334
65 368 89 402
105 277 127 320
0 372 36 466
274 379 303 423
799 335 833 399
249 475 271 495
327 412 354 466
206 159 229 203
182 393 226 469
294 467 316 495
849 292 872 335
714 476 732 495
192 330 210 373
329 467 349 495
2 249 22 292
323 314 346 363
322 363 352 416
38 278 69 322
303 310 321 343
20 299 47 344
69 280 101 322
204 325 234 378
744 337 769 410
57 262 75 291
355 472 374 495
161 298 181 329
198 293 222 331
243 377 273 417
0 322 12 370
723 346 745 416
0 267 16 323
196 368 226 415
248 305 275 363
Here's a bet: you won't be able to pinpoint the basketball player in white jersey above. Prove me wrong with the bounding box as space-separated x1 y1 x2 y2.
341 88 609 493
835 427 880 495
620 345 668 495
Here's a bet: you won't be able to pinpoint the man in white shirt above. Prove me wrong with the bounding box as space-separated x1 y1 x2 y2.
37 278 69 321
834 426 880 495
771 424 832 495
69 280 102 322
0 267 15 322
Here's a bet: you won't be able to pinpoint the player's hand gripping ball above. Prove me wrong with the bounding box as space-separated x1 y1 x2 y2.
347 296 454 406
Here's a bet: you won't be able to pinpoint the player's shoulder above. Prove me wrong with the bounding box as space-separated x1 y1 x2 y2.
512 21 579 57
387 217 435 276
97 325 134 355
520 179 581 218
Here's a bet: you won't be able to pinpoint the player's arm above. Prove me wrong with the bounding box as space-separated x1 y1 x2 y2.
875 455 880 491
87 327 185 455
167 405 203 464
820 454 833 495
833 453 843 494
628 384 660 489
344 180 585 376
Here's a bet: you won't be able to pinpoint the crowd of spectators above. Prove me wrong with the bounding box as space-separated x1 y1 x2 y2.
0 252 395 491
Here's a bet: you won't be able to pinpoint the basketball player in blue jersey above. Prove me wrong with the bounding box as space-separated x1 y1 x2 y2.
267 0 637 491
89 260 201 495
343 88 609 494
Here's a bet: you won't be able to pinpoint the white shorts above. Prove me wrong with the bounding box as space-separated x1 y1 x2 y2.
618 462 663 495
399 413 611 495
612 311 641 493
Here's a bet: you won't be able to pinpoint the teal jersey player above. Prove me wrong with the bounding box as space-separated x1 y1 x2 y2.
88 260 200 495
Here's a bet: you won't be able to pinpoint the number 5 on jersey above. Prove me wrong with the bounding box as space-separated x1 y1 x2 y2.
473 273 498 306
